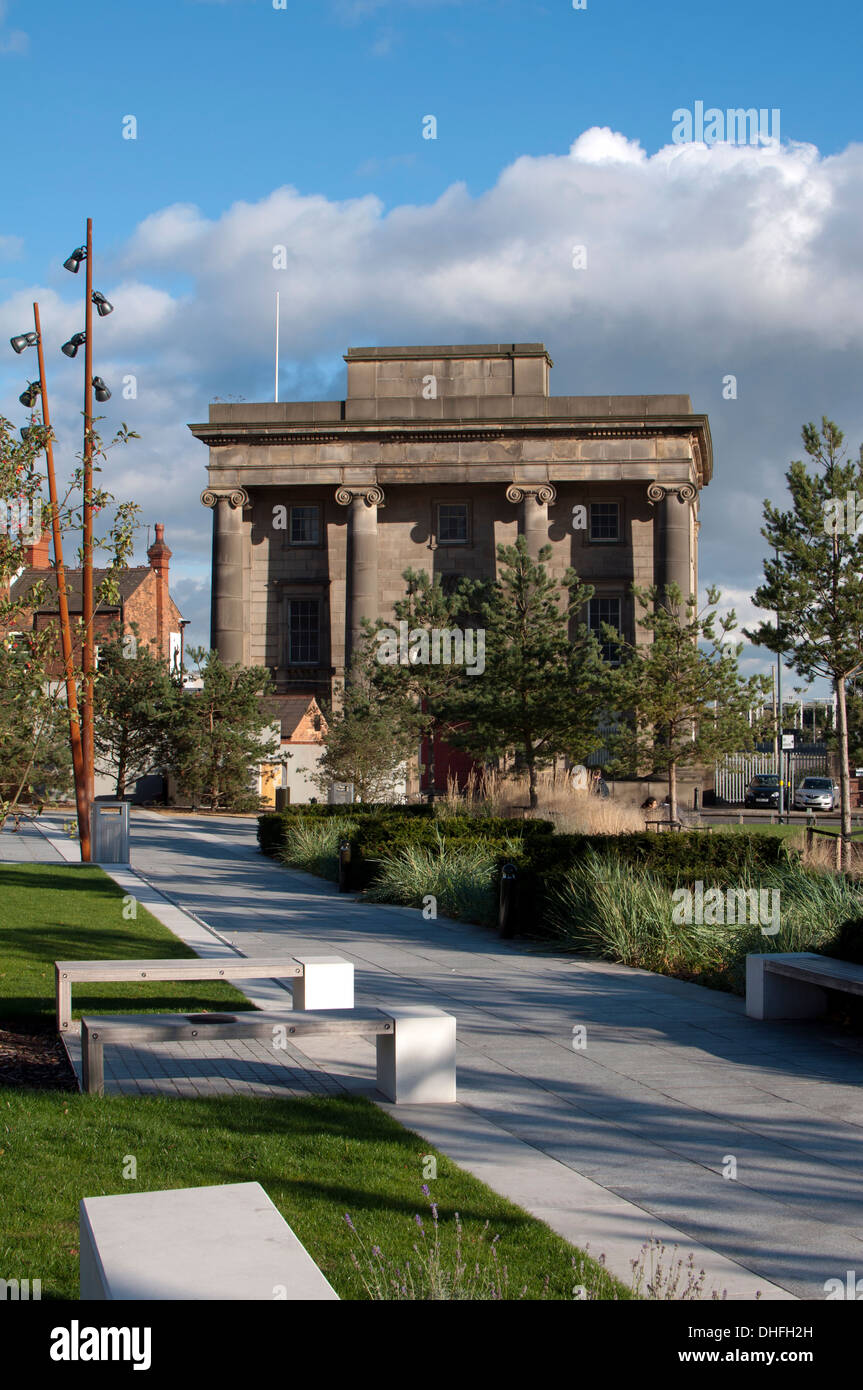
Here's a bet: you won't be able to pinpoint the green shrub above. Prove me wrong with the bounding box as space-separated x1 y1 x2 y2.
362 834 521 925
277 815 358 881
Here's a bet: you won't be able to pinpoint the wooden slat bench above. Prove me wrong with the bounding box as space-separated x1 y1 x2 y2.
80 1181 339 1300
746 951 863 1019
55 953 353 1033
80 1004 457 1103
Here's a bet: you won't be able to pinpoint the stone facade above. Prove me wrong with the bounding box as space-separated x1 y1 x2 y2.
190 343 712 716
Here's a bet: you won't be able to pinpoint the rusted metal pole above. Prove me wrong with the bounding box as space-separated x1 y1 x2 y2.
81 218 95 806
33 302 90 860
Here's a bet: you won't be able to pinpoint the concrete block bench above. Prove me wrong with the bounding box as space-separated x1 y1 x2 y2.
55 953 353 1032
746 951 863 1019
80 1004 457 1103
80 1181 339 1300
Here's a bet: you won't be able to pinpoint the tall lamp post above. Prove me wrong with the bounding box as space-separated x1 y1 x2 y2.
63 220 113 813
10 312 91 859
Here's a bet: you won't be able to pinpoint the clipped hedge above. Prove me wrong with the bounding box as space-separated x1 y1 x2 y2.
493 830 800 937
257 803 434 856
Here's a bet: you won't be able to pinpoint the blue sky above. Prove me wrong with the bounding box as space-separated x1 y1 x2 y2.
1 0 862 678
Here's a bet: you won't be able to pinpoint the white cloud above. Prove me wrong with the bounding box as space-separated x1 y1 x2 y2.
6 126 863 654
0 0 27 53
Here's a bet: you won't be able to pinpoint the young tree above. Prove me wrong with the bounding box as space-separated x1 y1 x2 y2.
443 538 605 810
163 648 283 811
0 631 72 818
93 626 176 798
366 568 481 798
607 584 770 821
747 418 863 863
312 676 417 803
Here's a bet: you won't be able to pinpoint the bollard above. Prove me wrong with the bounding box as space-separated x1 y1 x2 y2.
806 815 815 853
337 840 352 893
498 863 518 939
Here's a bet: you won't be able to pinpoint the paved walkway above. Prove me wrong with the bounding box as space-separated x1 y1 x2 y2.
23 809 863 1299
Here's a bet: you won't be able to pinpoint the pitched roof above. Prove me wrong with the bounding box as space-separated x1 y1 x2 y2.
9 566 153 613
280 695 326 739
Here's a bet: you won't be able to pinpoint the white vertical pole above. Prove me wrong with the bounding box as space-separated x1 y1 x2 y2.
274 291 280 403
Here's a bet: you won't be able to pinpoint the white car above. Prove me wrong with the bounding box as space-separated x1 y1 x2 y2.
792 776 838 812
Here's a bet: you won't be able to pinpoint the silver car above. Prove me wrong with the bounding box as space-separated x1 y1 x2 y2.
792 776 838 812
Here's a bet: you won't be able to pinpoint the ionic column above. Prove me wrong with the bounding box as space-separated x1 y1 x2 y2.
505 483 557 559
335 485 384 667
648 482 696 606
201 487 249 665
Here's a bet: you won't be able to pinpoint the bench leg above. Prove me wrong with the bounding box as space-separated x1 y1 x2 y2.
56 971 72 1034
376 1009 456 1104
292 959 354 1011
746 955 828 1020
82 1027 105 1096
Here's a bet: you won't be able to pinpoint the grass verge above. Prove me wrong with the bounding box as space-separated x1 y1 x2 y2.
0 863 253 1031
0 1090 628 1301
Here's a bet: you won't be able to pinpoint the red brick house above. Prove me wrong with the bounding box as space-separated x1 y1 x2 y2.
5 524 185 674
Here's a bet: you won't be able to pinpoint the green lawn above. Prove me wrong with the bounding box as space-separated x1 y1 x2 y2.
1 1090 628 1301
0 863 253 1031
0 863 628 1301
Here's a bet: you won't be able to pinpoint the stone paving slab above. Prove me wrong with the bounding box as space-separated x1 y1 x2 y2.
32 809 863 1298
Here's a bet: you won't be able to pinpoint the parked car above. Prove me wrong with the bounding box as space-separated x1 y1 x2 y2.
744 774 781 808
792 776 838 812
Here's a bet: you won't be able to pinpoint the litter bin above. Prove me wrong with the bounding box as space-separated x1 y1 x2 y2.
275 788 290 810
90 801 130 865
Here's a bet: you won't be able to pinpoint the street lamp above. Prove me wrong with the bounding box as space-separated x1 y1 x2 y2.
8 313 90 859
61 219 114 810
10 332 38 354
61 332 86 358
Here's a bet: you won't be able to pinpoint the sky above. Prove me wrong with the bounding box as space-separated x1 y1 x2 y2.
1 0 862 690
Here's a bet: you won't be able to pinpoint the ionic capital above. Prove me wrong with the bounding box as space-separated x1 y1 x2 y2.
335 485 385 507
201 486 249 510
505 482 557 506
646 482 697 504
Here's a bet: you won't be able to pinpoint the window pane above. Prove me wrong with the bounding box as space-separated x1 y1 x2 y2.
590 502 619 541
437 503 468 543
289 506 320 545
589 597 622 661
287 600 320 664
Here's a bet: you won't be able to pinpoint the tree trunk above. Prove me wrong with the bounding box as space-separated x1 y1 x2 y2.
115 745 127 800
668 762 678 824
836 674 852 871
528 757 538 810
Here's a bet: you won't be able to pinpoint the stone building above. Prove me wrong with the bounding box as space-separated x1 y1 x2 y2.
192 343 712 729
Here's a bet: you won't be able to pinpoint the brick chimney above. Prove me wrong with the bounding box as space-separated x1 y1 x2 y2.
24 528 52 568
147 523 172 656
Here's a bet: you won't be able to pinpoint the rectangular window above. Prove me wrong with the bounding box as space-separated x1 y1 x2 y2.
437 502 469 545
589 502 620 543
287 600 320 665
289 505 321 546
588 597 622 662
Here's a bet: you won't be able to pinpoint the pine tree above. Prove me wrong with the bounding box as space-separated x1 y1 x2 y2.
443 538 604 810
164 648 282 811
93 626 175 797
607 584 770 822
746 418 863 862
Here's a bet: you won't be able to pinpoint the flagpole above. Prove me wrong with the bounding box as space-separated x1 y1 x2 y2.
274 291 280 403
